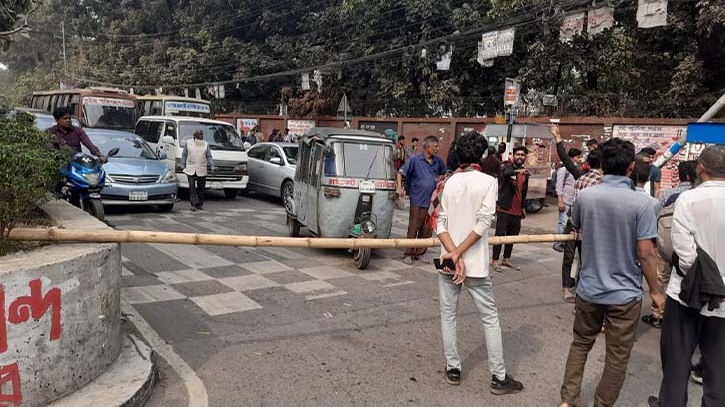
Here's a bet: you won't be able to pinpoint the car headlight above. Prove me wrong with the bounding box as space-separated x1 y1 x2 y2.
233 163 247 173
84 172 100 186
361 220 377 235
160 170 176 183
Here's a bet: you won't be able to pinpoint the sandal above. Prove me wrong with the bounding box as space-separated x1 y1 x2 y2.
501 261 521 271
641 314 663 329
492 263 503 273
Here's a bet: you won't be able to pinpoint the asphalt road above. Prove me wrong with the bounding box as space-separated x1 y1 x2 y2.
107 193 702 407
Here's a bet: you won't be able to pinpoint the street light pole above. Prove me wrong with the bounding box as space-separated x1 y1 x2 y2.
61 21 67 82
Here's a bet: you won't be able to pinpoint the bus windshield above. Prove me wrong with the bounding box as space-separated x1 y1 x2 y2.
82 96 136 129
179 121 243 151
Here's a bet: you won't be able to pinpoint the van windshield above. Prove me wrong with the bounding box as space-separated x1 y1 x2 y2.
179 122 243 151
82 97 136 129
325 141 394 179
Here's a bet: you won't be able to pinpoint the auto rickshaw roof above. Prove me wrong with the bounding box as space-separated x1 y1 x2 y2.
302 127 395 144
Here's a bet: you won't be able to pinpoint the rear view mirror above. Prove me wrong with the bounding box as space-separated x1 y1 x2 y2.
158 150 168 160
270 157 283 165
107 147 120 157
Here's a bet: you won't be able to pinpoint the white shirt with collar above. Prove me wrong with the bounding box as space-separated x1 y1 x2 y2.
666 181 725 318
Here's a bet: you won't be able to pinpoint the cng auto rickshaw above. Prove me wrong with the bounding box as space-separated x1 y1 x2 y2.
284 128 397 269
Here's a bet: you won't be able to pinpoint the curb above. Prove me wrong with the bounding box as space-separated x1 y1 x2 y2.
48 334 157 407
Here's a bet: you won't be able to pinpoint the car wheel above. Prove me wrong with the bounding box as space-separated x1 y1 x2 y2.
281 180 294 213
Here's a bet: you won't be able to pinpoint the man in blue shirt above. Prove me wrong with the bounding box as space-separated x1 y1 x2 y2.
559 138 664 407
397 135 447 265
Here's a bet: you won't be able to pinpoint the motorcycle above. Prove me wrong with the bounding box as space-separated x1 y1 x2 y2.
59 148 119 221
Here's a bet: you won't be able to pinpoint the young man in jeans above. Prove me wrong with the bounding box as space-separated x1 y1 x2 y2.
559 138 664 407
433 131 523 394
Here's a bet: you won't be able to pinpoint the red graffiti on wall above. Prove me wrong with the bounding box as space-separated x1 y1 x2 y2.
0 363 22 406
7 279 62 342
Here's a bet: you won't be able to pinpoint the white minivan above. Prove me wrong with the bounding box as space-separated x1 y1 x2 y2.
135 116 249 198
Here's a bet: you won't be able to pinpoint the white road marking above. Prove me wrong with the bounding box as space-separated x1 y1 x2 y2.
121 296 209 407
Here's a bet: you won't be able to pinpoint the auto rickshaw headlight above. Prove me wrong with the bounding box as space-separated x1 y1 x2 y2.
361 220 376 234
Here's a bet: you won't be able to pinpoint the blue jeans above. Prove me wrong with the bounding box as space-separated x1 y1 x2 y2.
438 274 506 380
557 204 571 235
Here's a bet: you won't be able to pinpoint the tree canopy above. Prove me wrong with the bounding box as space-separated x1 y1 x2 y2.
1 0 723 118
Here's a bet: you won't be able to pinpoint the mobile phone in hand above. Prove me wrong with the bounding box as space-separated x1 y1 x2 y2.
434 258 456 271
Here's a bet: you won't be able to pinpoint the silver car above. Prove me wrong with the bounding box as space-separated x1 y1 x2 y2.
246 142 297 211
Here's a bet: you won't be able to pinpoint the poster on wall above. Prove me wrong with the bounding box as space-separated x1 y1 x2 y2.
612 124 690 189
236 118 258 135
287 119 316 141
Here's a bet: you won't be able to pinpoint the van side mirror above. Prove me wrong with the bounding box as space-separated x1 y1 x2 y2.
158 150 168 160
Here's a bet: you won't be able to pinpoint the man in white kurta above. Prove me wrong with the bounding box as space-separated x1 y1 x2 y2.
180 129 215 211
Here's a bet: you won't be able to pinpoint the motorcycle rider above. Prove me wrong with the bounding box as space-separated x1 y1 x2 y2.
47 107 107 163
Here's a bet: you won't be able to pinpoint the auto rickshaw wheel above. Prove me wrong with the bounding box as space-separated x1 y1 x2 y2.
354 247 371 269
287 216 300 237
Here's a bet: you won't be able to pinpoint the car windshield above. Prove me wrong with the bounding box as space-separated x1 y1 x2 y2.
88 135 158 160
82 97 136 129
179 122 243 151
326 142 394 179
283 146 298 165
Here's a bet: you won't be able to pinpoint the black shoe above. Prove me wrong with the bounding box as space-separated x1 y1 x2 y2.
490 374 523 395
553 243 564 252
190 206 198 212
647 396 660 407
445 368 460 386
641 314 663 329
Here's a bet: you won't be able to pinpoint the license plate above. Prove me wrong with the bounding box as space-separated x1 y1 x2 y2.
210 182 223 189
359 180 376 194
129 191 148 201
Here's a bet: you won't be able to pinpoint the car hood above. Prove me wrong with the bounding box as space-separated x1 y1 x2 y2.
103 157 168 175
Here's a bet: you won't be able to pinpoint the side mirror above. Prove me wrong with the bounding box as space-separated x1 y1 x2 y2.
158 150 168 160
270 156 283 165
162 135 175 144
107 147 120 157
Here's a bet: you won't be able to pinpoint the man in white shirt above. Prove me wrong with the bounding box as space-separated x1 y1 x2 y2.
649 145 725 407
180 129 215 211
433 131 523 394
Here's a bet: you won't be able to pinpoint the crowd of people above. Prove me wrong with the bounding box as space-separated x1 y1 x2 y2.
394 129 724 406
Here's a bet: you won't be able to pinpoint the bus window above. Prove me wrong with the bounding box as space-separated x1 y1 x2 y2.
150 101 162 115
50 95 58 111
82 96 136 129
69 94 80 116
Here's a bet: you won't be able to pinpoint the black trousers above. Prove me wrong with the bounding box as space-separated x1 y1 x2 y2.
187 174 206 208
492 212 522 260
657 297 725 407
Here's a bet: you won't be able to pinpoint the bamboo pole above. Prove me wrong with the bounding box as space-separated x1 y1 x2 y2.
6 228 576 249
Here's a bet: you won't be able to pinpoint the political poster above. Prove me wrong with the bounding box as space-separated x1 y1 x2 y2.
236 118 258 136
560 11 585 42
287 119 316 141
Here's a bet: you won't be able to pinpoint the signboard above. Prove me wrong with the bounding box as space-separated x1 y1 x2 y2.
165 101 210 114
504 78 520 107
560 11 585 42
637 0 668 29
479 31 498 61
496 27 516 57
83 97 135 108
588 5 614 37
287 119 315 139
612 124 689 189
358 121 398 135
236 118 258 135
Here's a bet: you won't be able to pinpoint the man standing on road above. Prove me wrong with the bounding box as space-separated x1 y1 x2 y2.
659 160 697 207
432 131 524 394
638 147 662 198
554 148 583 252
180 129 215 212
559 138 664 407
397 135 447 265
395 136 407 170
648 145 725 407
48 107 106 161
491 146 529 273
405 137 419 161
481 146 501 177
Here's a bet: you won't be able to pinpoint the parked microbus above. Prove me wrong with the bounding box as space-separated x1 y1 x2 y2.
136 95 211 118
30 87 137 130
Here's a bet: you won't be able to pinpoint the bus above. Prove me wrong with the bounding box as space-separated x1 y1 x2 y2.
136 95 211 118
30 87 137 130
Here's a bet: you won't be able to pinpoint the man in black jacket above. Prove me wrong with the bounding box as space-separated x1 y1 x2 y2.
491 146 529 272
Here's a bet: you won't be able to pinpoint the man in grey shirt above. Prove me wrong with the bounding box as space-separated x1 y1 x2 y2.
559 138 664 407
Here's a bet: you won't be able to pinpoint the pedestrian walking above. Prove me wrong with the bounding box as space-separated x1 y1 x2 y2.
180 129 215 212
496 142 507 161
491 146 529 273
560 151 603 303
405 137 418 161
481 146 501 177
247 125 259 146
648 145 725 407
397 135 447 265
283 128 292 143
431 131 524 394
559 138 664 407
554 148 583 252
637 147 662 198
395 136 406 170
658 160 697 208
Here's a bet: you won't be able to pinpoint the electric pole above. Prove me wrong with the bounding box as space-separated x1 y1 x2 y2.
61 21 67 84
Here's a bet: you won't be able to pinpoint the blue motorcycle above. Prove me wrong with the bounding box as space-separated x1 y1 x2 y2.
59 148 119 221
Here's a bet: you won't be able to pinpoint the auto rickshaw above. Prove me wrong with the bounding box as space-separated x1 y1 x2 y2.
284 128 397 269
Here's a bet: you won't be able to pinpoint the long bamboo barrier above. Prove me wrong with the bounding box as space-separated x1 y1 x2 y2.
6 228 576 249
